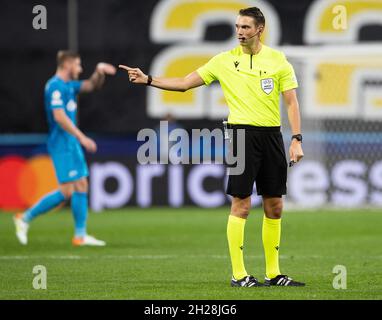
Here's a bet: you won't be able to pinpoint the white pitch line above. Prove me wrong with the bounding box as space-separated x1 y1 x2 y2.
0 255 176 260
0 255 83 260
2 254 381 262
0 254 327 260
102 255 176 260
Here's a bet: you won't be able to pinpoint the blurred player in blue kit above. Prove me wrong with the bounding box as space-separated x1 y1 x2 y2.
14 50 116 246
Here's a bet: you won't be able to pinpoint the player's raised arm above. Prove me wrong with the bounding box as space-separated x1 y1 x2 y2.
118 65 205 92
81 62 116 93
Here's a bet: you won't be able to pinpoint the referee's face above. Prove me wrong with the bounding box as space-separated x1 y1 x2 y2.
70 57 83 80
236 15 260 46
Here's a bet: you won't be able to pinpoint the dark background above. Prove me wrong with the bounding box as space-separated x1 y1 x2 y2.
0 0 380 134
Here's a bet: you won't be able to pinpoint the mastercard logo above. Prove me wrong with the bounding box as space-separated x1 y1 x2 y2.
0 155 58 211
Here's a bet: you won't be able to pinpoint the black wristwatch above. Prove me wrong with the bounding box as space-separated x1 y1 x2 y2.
291 134 303 142
146 74 153 86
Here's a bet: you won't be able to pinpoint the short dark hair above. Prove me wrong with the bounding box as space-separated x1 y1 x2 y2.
57 50 80 68
239 7 265 26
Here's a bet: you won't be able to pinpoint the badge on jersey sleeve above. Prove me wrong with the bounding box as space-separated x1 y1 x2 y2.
260 78 274 95
51 90 63 106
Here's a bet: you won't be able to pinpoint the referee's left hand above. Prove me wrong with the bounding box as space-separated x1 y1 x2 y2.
289 140 304 164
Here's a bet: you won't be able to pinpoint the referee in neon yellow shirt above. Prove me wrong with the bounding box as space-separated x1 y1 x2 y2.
120 7 305 287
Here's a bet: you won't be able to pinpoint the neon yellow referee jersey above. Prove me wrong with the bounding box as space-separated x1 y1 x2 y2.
197 45 298 127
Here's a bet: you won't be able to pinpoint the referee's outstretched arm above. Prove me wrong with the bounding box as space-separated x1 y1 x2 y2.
118 65 204 92
282 88 304 164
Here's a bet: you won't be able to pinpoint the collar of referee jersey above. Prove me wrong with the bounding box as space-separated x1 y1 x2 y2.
227 124 280 132
239 43 266 57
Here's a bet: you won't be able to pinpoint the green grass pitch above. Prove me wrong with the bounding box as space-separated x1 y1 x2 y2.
0 208 381 300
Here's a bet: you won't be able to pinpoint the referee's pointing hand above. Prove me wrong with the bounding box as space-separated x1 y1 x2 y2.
119 65 148 85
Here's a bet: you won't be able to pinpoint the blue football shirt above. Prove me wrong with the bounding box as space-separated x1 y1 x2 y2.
44 76 83 152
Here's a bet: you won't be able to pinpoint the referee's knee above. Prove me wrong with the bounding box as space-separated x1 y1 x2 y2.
263 200 283 219
230 197 251 219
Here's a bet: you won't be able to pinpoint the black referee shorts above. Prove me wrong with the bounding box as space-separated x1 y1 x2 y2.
226 125 288 199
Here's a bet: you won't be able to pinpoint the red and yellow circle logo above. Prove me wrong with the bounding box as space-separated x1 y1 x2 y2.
0 155 58 211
